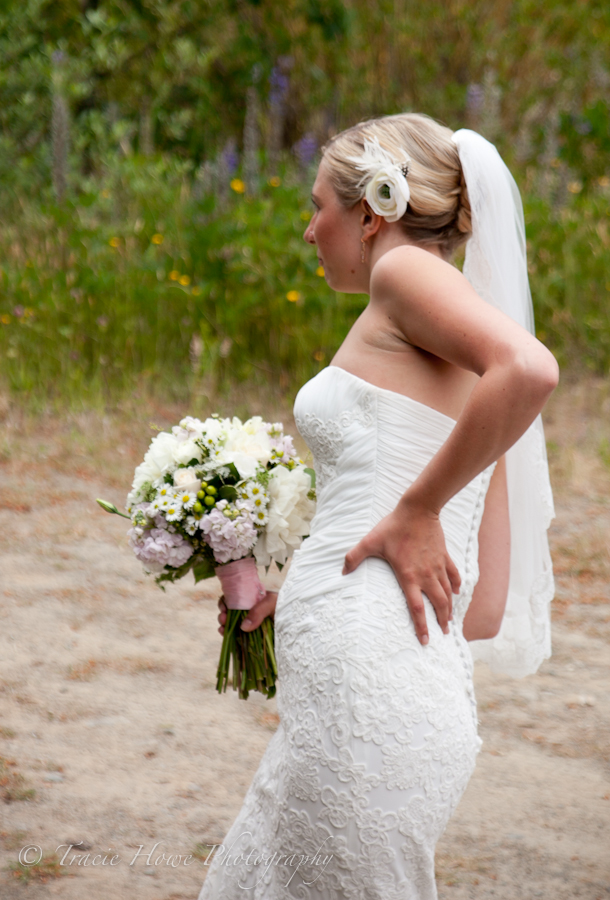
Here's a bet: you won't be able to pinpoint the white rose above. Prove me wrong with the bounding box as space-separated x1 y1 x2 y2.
173 467 201 494
253 465 316 567
223 427 272 477
131 431 179 492
365 165 410 223
173 439 203 466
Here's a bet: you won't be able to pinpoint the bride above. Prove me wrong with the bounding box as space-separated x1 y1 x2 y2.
198 113 558 899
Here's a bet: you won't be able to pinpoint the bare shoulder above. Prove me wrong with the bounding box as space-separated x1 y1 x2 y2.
370 244 466 307
367 243 556 379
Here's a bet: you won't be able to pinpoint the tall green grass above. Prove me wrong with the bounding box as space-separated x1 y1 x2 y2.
0 157 609 407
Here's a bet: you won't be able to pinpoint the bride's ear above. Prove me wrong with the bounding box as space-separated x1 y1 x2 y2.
359 198 383 240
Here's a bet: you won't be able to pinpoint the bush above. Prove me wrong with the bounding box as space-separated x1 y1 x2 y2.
0 157 609 407
0 156 365 405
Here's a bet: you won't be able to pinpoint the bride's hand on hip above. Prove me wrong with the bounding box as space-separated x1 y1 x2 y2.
217 591 278 635
342 503 461 645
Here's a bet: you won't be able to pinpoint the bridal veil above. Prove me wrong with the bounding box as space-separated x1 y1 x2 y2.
452 129 556 678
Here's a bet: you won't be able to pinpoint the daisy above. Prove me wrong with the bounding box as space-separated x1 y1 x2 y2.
253 509 269 526
246 482 265 500
165 504 183 523
178 490 197 510
184 516 199 535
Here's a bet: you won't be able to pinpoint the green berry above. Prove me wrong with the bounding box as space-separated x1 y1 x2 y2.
205 485 217 496
193 501 203 514
197 490 205 499
204 495 216 507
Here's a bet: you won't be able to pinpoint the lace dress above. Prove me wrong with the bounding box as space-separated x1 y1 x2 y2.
197 365 495 900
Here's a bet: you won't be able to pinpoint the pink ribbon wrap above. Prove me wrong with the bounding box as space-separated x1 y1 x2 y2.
215 557 266 610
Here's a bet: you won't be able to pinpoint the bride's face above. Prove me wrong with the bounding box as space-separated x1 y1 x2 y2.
303 161 368 294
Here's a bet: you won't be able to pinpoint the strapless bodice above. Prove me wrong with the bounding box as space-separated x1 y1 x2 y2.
280 365 494 613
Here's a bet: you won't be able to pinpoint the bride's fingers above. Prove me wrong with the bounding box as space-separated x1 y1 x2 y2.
425 580 450 635
446 556 461 595
241 592 278 632
403 584 429 645
439 574 454 621
342 538 375 575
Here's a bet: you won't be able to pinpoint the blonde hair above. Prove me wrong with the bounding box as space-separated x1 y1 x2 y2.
321 113 472 260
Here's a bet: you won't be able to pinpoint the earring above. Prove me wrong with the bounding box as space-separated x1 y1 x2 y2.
361 238 366 263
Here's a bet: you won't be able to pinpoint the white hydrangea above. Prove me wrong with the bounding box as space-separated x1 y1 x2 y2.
253 465 316 567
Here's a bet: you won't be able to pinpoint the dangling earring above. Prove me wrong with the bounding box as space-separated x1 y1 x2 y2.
361 238 366 263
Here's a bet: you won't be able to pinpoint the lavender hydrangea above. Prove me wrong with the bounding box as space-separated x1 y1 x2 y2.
129 526 193 574
199 507 258 564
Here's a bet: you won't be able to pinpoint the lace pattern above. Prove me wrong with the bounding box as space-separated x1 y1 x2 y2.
197 368 506 900
295 390 375 493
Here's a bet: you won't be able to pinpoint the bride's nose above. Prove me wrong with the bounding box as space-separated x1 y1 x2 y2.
303 224 316 244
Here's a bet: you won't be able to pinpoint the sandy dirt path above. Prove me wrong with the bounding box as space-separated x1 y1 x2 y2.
0 382 609 899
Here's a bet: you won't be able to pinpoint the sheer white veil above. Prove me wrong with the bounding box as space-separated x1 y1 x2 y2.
452 128 555 677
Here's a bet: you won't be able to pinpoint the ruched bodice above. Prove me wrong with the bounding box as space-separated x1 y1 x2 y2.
198 365 496 900
282 365 494 619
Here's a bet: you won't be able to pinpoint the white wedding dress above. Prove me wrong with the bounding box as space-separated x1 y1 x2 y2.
197 364 496 900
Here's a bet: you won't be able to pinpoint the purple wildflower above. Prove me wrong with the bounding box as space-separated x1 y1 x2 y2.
293 132 318 167
466 84 484 114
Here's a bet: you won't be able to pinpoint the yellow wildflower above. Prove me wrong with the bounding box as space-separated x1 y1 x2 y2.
567 181 582 194
169 270 180 281
269 176 281 187
100 189 110 199
300 210 311 221
151 233 164 245
1 314 10 325
313 349 325 362
598 176 610 188
191 286 202 296
316 266 325 277
286 290 301 303
109 236 120 248
231 178 246 193
179 275 191 286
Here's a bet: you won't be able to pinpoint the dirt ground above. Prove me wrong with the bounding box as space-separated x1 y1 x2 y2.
0 378 609 899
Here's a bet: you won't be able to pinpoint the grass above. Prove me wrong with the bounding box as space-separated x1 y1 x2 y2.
7 853 69 884
0 156 609 409
0 756 36 803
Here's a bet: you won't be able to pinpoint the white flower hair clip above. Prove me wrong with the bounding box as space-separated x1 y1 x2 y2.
347 135 411 223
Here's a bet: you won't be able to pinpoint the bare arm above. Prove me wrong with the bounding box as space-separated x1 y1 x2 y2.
343 246 558 644
463 455 510 641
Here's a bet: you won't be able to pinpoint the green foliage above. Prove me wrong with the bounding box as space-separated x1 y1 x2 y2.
1 156 609 405
524 189 610 370
0 157 364 402
0 0 609 400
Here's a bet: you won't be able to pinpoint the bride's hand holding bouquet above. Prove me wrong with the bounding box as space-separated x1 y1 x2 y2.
98 414 316 699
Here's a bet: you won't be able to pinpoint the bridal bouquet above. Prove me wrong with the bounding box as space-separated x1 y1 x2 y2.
97 414 316 700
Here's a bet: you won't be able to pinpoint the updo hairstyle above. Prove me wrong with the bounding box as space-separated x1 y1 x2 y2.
321 113 472 260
